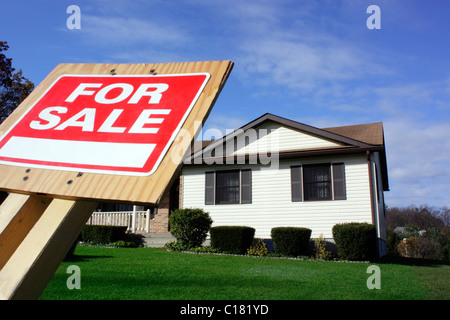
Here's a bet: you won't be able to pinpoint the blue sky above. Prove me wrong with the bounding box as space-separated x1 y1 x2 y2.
1 0 449 207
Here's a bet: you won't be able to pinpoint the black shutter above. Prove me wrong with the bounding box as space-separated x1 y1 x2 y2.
333 163 346 200
291 165 303 202
205 171 215 205
241 169 252 204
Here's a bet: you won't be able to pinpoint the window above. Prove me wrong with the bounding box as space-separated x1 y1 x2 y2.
303 164 332 201
205 169 252 205
291 163 346 202
216 170 240 204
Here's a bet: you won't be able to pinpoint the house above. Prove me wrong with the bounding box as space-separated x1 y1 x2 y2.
179 113 389 257
94 113 389 257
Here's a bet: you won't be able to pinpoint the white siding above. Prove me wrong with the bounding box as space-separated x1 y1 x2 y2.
182 154 373 239
232 121 343 156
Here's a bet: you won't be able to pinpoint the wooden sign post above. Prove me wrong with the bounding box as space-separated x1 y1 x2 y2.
0 61 233 299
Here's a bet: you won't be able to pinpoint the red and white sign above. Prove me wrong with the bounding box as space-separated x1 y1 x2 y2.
0 73 210 176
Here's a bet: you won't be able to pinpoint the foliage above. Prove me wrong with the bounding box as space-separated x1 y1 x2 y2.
247 238 269 257
210 226 255 254
164 240 190 252
0 41 14 87
386 204 448 231
332 222 377 261
109 240 140 248
81 225 128 244
190 246 221 254
313 234 332 260
271 227 311 257
164 241 220 253
169 208 212 248
397 237 441 260
386 229 402 257
389 224 449 261
0 41 34 124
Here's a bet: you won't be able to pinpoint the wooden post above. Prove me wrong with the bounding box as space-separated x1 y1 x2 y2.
146 209 150 233
0 194 52 270
0 195 97 300
132 205 137 233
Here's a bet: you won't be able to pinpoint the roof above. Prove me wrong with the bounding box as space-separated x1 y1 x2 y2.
323 122 384 146
185 113 389 190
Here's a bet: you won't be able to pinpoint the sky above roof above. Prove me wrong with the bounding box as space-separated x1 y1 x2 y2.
1 0 449 207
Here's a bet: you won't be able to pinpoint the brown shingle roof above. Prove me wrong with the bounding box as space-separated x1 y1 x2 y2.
322 122 384 146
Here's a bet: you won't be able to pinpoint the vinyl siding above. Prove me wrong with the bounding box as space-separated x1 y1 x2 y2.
181 154 372 239
232 121 343 155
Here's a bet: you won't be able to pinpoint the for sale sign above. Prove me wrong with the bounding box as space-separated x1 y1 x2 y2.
0 73 210 176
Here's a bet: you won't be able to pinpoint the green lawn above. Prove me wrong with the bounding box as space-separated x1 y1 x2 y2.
40 246 450 300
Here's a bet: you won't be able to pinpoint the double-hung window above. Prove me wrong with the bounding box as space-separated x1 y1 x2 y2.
215 170 240 204
205 169 252 205
291 163 346 202
303 164 332 201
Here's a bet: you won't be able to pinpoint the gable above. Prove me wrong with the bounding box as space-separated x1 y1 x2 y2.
232 121 345 155
187 113 384 167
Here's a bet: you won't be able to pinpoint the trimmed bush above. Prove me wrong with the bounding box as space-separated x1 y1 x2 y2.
271 227 312 256
169 208 212 248
332 222 377 261
81 225 128 244
210 226 255 254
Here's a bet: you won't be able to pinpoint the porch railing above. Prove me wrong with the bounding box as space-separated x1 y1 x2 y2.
86 208 152 233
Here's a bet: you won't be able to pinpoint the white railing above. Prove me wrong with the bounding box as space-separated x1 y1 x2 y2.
87 208 152 233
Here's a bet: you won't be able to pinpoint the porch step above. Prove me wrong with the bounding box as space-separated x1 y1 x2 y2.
141 232 175 248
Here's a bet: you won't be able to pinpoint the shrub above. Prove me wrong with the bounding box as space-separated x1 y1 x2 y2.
271 227 312 257
81 225 128 244
314 234 332 260
210 226 255 254
247 239 269 257
169 208 212 248
332 222 377 261
164 240 190 252
398 237 441 260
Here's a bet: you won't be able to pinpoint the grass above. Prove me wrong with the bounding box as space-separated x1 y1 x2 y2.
40 246 450 300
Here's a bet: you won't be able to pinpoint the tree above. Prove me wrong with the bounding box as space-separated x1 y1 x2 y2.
386 205 446 231
0 41 34 124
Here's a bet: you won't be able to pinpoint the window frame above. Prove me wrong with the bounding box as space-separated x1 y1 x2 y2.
215 169 241 205
303 163 333 201
205 169 252 205
291 162 346 202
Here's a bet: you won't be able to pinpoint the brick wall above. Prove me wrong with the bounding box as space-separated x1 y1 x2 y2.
149 208 169 233
148 176 180 233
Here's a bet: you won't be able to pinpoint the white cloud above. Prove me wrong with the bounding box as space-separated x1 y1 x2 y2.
81 14 189 46
384 119 450 207
201 114 251 140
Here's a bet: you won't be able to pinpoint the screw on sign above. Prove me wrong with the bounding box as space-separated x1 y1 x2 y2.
0 73 210 176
